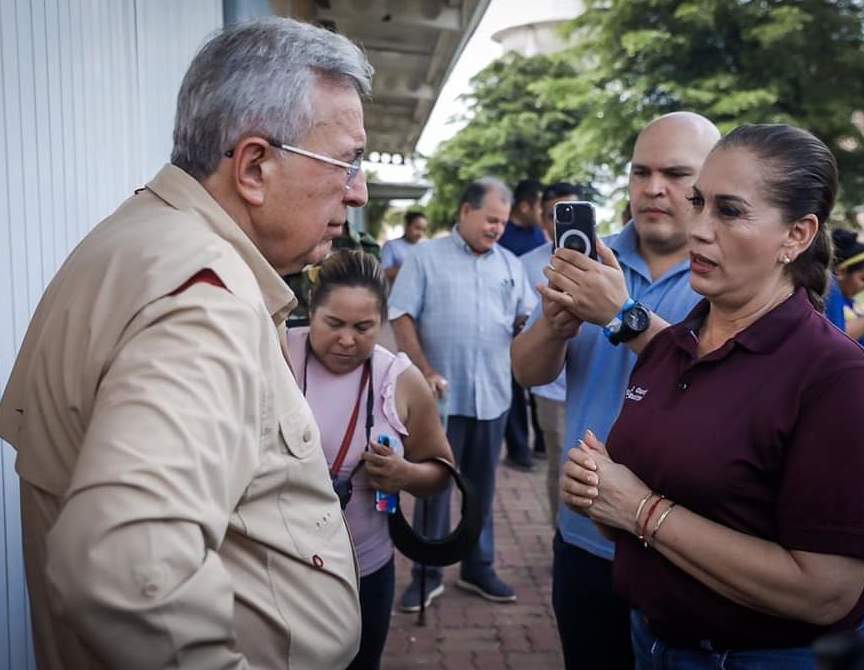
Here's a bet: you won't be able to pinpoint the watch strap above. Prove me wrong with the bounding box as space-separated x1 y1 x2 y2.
603 297 636 341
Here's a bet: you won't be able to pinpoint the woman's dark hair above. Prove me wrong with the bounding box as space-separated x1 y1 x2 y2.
832 228 864 274
309 250 388 321
715 124 838 311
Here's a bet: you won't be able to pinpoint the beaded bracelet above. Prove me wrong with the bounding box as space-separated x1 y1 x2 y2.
649 502 677 546
639 495 665 548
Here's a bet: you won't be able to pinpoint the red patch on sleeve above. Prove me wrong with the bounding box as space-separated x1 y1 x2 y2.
169 269 227 296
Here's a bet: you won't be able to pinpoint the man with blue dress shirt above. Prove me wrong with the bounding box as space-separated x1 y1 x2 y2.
390 177 535 611
513 113 720 669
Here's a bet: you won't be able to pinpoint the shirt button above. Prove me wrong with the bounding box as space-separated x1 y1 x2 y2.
302 427 312 443
678 382 689 391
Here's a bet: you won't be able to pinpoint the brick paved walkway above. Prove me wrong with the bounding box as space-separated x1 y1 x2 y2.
382 455 565 670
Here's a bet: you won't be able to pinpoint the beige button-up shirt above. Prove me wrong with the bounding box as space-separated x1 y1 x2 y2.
0 165 361 669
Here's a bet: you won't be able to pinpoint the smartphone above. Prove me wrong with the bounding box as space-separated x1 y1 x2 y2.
553 201 597 260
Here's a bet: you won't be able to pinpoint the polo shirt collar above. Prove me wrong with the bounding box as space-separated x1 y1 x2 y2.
146 164 297 323
609 221 690 284
672 287 812 356
451 225 494 257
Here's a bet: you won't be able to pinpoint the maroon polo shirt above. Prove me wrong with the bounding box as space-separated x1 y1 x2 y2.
610 288 864 649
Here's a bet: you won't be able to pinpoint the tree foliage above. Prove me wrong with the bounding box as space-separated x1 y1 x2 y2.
543 0 864 208
424 52 580 229
424 1 864 222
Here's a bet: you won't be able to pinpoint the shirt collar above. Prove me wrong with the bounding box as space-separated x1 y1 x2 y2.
451 225 494 257
145 164 296 323
608 221 691 284
671 287 813 357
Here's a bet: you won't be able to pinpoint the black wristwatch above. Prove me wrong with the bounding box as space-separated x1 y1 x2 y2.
604 301 652 345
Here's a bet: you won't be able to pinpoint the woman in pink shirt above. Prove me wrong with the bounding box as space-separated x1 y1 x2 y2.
286 250 452 670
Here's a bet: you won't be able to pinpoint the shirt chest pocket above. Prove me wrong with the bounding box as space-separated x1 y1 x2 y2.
483 277 517 332
274 414 347 559
275 412 316 459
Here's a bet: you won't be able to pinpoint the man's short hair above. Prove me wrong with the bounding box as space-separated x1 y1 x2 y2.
542 182 585 203
404 211 426 227
458 177 512 212
513 179 544 206
171 18 373 179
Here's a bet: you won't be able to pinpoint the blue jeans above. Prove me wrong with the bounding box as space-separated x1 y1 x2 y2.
411 413 507 581
631 610 816 670
348 557 395 670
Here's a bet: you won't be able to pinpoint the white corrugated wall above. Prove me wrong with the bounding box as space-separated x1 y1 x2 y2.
0 1 223 666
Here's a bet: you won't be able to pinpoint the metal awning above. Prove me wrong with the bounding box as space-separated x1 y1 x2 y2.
279 0 492 157
367 180 430 200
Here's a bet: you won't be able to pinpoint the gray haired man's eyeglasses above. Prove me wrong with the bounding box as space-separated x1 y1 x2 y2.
224 140 363 188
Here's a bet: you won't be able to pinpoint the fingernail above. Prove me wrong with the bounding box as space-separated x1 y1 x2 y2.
588 487 599 497
589 474 598 485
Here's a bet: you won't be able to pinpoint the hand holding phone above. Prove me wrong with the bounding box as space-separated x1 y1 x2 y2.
554 201 597 260
374 435 398 514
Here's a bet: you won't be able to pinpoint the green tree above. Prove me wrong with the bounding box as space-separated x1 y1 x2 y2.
424 52 581 229
543 0 864 207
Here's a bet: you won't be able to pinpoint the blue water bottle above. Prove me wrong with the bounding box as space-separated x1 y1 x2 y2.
374 434 398 514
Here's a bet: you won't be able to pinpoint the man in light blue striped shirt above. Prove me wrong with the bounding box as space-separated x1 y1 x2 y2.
389 177 535 610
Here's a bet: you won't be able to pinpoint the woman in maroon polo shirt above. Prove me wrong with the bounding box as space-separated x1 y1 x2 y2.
562 124 864 669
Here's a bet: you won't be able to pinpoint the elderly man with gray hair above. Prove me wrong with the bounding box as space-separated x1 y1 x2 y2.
389 178 536 611
0 18 371 670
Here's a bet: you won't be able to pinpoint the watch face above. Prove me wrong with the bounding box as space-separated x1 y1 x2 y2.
624 305 650 331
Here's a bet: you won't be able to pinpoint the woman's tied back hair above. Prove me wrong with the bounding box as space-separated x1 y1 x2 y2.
716 124 839 312
310 250 388 322
171 17 373 180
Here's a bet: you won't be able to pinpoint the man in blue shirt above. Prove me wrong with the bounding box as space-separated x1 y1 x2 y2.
380 211 428 283
513 113 720 669
499 179 548 470
390 177 534 611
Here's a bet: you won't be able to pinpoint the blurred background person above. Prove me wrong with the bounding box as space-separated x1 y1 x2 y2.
500 178 548 470
381 211 429 283
286 250 452 670
826 228 864 342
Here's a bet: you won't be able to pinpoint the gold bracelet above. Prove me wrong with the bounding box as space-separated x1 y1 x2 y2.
649 502 677 547
634 491 653 535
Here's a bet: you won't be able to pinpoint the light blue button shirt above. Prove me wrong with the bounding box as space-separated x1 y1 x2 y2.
389 227 535 420
520 242 566 403
380 237 419 270
526 222 700 559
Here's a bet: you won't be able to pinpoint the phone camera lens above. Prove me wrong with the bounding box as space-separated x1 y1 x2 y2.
564 235 586 253
558 205 574 223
